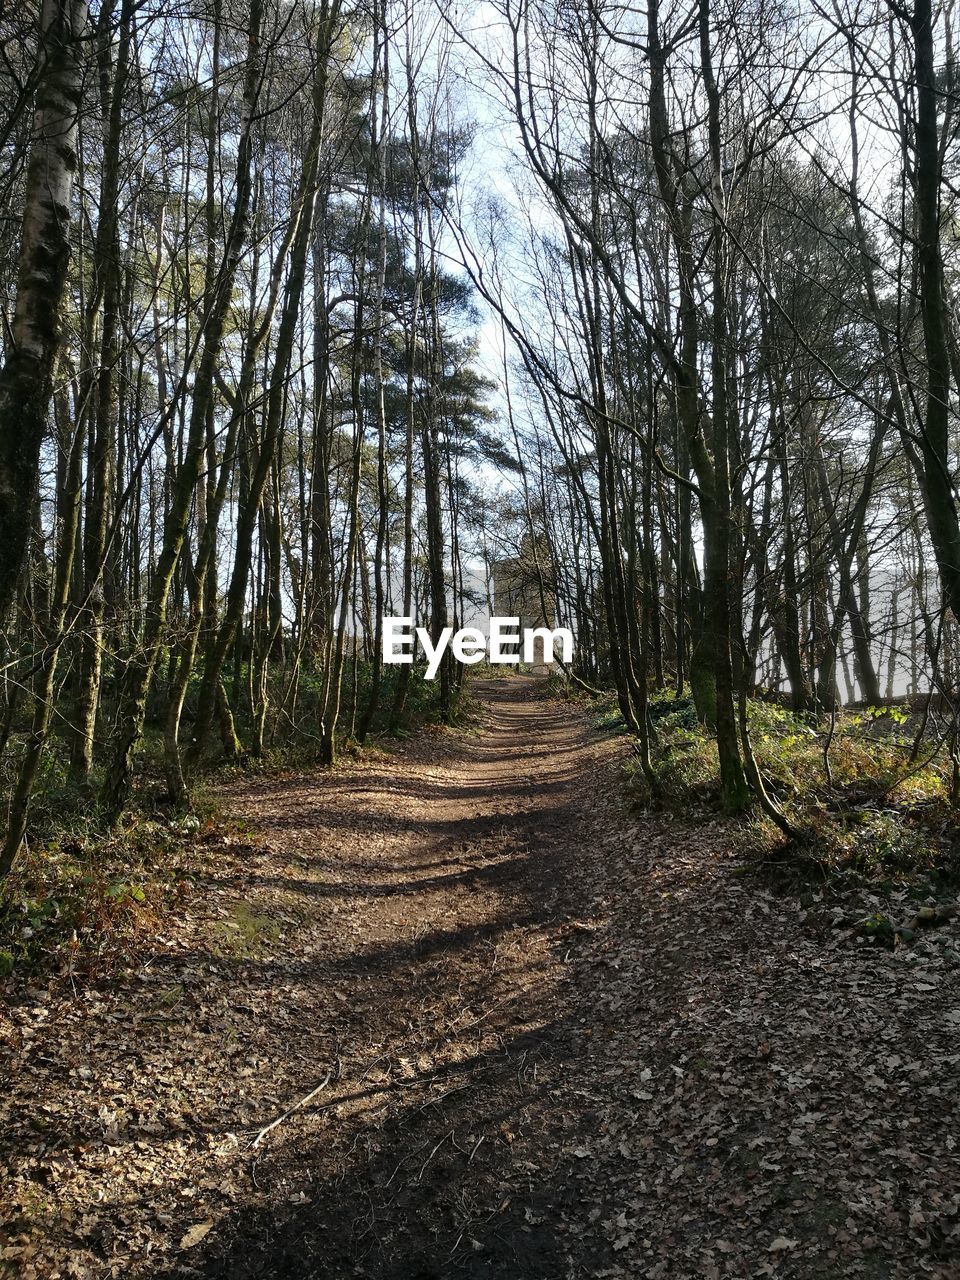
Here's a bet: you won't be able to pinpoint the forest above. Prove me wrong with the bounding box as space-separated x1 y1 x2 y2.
3 0 960 1276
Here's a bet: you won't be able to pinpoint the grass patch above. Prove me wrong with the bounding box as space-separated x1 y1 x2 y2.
211 900 282 958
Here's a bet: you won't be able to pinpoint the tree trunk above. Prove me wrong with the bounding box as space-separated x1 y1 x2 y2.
0 0 88 621
100 0 264 819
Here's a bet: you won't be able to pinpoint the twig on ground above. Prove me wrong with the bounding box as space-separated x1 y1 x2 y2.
250 1065 336 1148
416 1129 454 1183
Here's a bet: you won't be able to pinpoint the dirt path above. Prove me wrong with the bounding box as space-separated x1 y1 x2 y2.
180 675 613 1278
4 677 960 1278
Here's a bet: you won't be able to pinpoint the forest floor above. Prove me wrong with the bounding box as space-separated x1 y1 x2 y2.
3 676 960 1279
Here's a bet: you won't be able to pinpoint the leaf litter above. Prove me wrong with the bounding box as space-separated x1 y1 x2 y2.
2 677 960 1277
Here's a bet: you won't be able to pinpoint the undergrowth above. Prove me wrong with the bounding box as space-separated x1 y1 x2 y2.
0 813 220 979
619 691 960 894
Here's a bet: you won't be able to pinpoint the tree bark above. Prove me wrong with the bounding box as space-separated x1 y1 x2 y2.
0 0 88 621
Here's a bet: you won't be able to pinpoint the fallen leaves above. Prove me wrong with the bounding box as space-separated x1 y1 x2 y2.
3 684 960 1278
179 1220 214 1249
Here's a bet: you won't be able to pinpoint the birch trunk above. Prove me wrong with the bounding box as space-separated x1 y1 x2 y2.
0 0 88 620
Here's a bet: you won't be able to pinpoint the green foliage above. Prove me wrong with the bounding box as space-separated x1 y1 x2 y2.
652 727 719 804
590 694 630 734
626 692 719 804
843 810 935 874
853 912 896 946
595 709 630 734
0 818 211 976
105 880 147 905
648 694 698 729
617 692 958 890
543 670 574 699
850 705 910 728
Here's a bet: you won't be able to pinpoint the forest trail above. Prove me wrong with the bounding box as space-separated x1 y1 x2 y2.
5 678 960 1278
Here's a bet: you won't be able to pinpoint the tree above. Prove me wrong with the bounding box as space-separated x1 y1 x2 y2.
0 0 87 620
